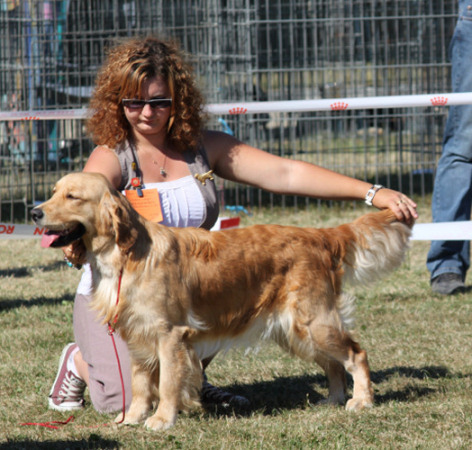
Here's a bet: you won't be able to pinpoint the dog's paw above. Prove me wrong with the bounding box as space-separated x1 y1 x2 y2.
116 411 146 425
115 413 139 425
144 414 176 431
345 398 373 411
114 412 124 424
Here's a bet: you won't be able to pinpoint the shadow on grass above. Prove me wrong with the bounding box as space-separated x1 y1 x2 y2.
371 365 453 404
371 365 451 383
0 293 75 311
0 260 65 278
0 438 119 449
375 385 436 404
204 365 455 418
203 373 326 417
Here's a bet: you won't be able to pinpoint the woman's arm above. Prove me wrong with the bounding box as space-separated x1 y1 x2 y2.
82 145 123 189
204 130 417 221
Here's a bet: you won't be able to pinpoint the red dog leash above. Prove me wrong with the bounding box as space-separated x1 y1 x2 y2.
21 415 75 429
107 268 126 424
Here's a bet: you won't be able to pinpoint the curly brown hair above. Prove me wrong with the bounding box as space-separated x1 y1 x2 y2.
86 36 206 152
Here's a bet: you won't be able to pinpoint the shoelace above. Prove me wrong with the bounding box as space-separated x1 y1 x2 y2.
439 273 461 282
58 372 86 402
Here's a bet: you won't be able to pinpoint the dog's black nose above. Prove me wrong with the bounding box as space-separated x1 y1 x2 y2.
30 208 44 222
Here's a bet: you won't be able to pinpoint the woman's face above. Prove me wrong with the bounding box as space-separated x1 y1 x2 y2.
123 76 172 140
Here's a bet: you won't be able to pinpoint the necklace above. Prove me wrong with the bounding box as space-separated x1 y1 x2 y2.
152 155 167 177
129 139 169 180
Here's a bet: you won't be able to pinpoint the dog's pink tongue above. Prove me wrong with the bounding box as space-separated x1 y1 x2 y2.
40 232 60 248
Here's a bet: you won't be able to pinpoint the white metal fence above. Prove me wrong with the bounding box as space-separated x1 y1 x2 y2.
0 0 459 222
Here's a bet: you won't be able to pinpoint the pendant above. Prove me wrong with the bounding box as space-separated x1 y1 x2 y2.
151 155 167 177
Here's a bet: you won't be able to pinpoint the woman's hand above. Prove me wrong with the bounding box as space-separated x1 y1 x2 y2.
63 240 87 268
372 188 418 223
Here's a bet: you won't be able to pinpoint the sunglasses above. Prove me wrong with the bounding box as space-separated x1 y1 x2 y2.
122 98 172 109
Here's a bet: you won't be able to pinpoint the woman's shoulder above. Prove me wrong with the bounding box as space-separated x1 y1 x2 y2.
88 144 116 155
201 129 241 155
86 145 122 166
83 145 123 188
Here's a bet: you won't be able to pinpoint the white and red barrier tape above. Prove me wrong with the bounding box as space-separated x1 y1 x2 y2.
2 92 472 241
0 223 46 239
0 217 241 239
0 219 469 241
1 92 472 122
206 92 472 114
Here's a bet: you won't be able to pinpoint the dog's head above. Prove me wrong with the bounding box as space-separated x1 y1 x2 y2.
31 172 139 254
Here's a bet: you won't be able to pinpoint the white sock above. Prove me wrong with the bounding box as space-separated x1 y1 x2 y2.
67 346 81 378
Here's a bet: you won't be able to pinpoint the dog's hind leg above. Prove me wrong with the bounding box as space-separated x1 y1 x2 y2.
313 355 347 406
273 311 349 407
281 305 372 411
342 340 373 411
145 326 202 431
309 323 373 411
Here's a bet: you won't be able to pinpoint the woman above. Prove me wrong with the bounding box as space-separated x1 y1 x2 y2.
48 36 417 414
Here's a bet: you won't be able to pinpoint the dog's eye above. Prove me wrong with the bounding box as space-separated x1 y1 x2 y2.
66 193 79 200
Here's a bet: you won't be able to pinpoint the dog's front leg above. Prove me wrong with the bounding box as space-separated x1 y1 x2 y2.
117 362 157 425
145 326 202 431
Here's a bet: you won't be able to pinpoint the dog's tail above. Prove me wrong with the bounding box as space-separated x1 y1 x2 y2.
332 209 413 286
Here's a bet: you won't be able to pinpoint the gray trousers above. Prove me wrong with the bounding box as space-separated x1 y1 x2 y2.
73 293 132 413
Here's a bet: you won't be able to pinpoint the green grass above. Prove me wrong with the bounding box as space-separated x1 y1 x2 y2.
1 199 472 449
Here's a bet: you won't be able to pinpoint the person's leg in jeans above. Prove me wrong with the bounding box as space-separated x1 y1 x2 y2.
427 4 472 294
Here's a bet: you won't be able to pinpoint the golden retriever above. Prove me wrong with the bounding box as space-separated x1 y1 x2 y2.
31 172 412 430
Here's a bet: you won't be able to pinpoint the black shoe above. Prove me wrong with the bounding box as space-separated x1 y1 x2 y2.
201 378 250 408
431 273 465 295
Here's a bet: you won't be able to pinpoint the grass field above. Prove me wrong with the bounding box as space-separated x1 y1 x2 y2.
1 200 472 449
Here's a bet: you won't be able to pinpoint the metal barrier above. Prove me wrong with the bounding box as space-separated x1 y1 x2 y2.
0 0 459 222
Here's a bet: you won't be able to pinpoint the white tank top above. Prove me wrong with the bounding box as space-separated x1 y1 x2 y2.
77 176 205 295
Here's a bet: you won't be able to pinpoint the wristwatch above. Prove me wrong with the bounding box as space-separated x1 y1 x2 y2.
365 184 384 206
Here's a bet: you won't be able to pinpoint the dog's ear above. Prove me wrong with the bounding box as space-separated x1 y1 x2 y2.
99 190 138 253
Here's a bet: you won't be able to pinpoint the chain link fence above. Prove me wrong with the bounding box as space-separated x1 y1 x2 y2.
0 0 459 221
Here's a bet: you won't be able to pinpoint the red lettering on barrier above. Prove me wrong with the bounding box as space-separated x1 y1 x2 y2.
228 107 248 115
34 227 45 235
430 96 448 106
20 116 40 121
0 225 15 234
330 101 349 111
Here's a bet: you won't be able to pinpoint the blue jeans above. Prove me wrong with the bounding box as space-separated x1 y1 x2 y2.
427 2 472 281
